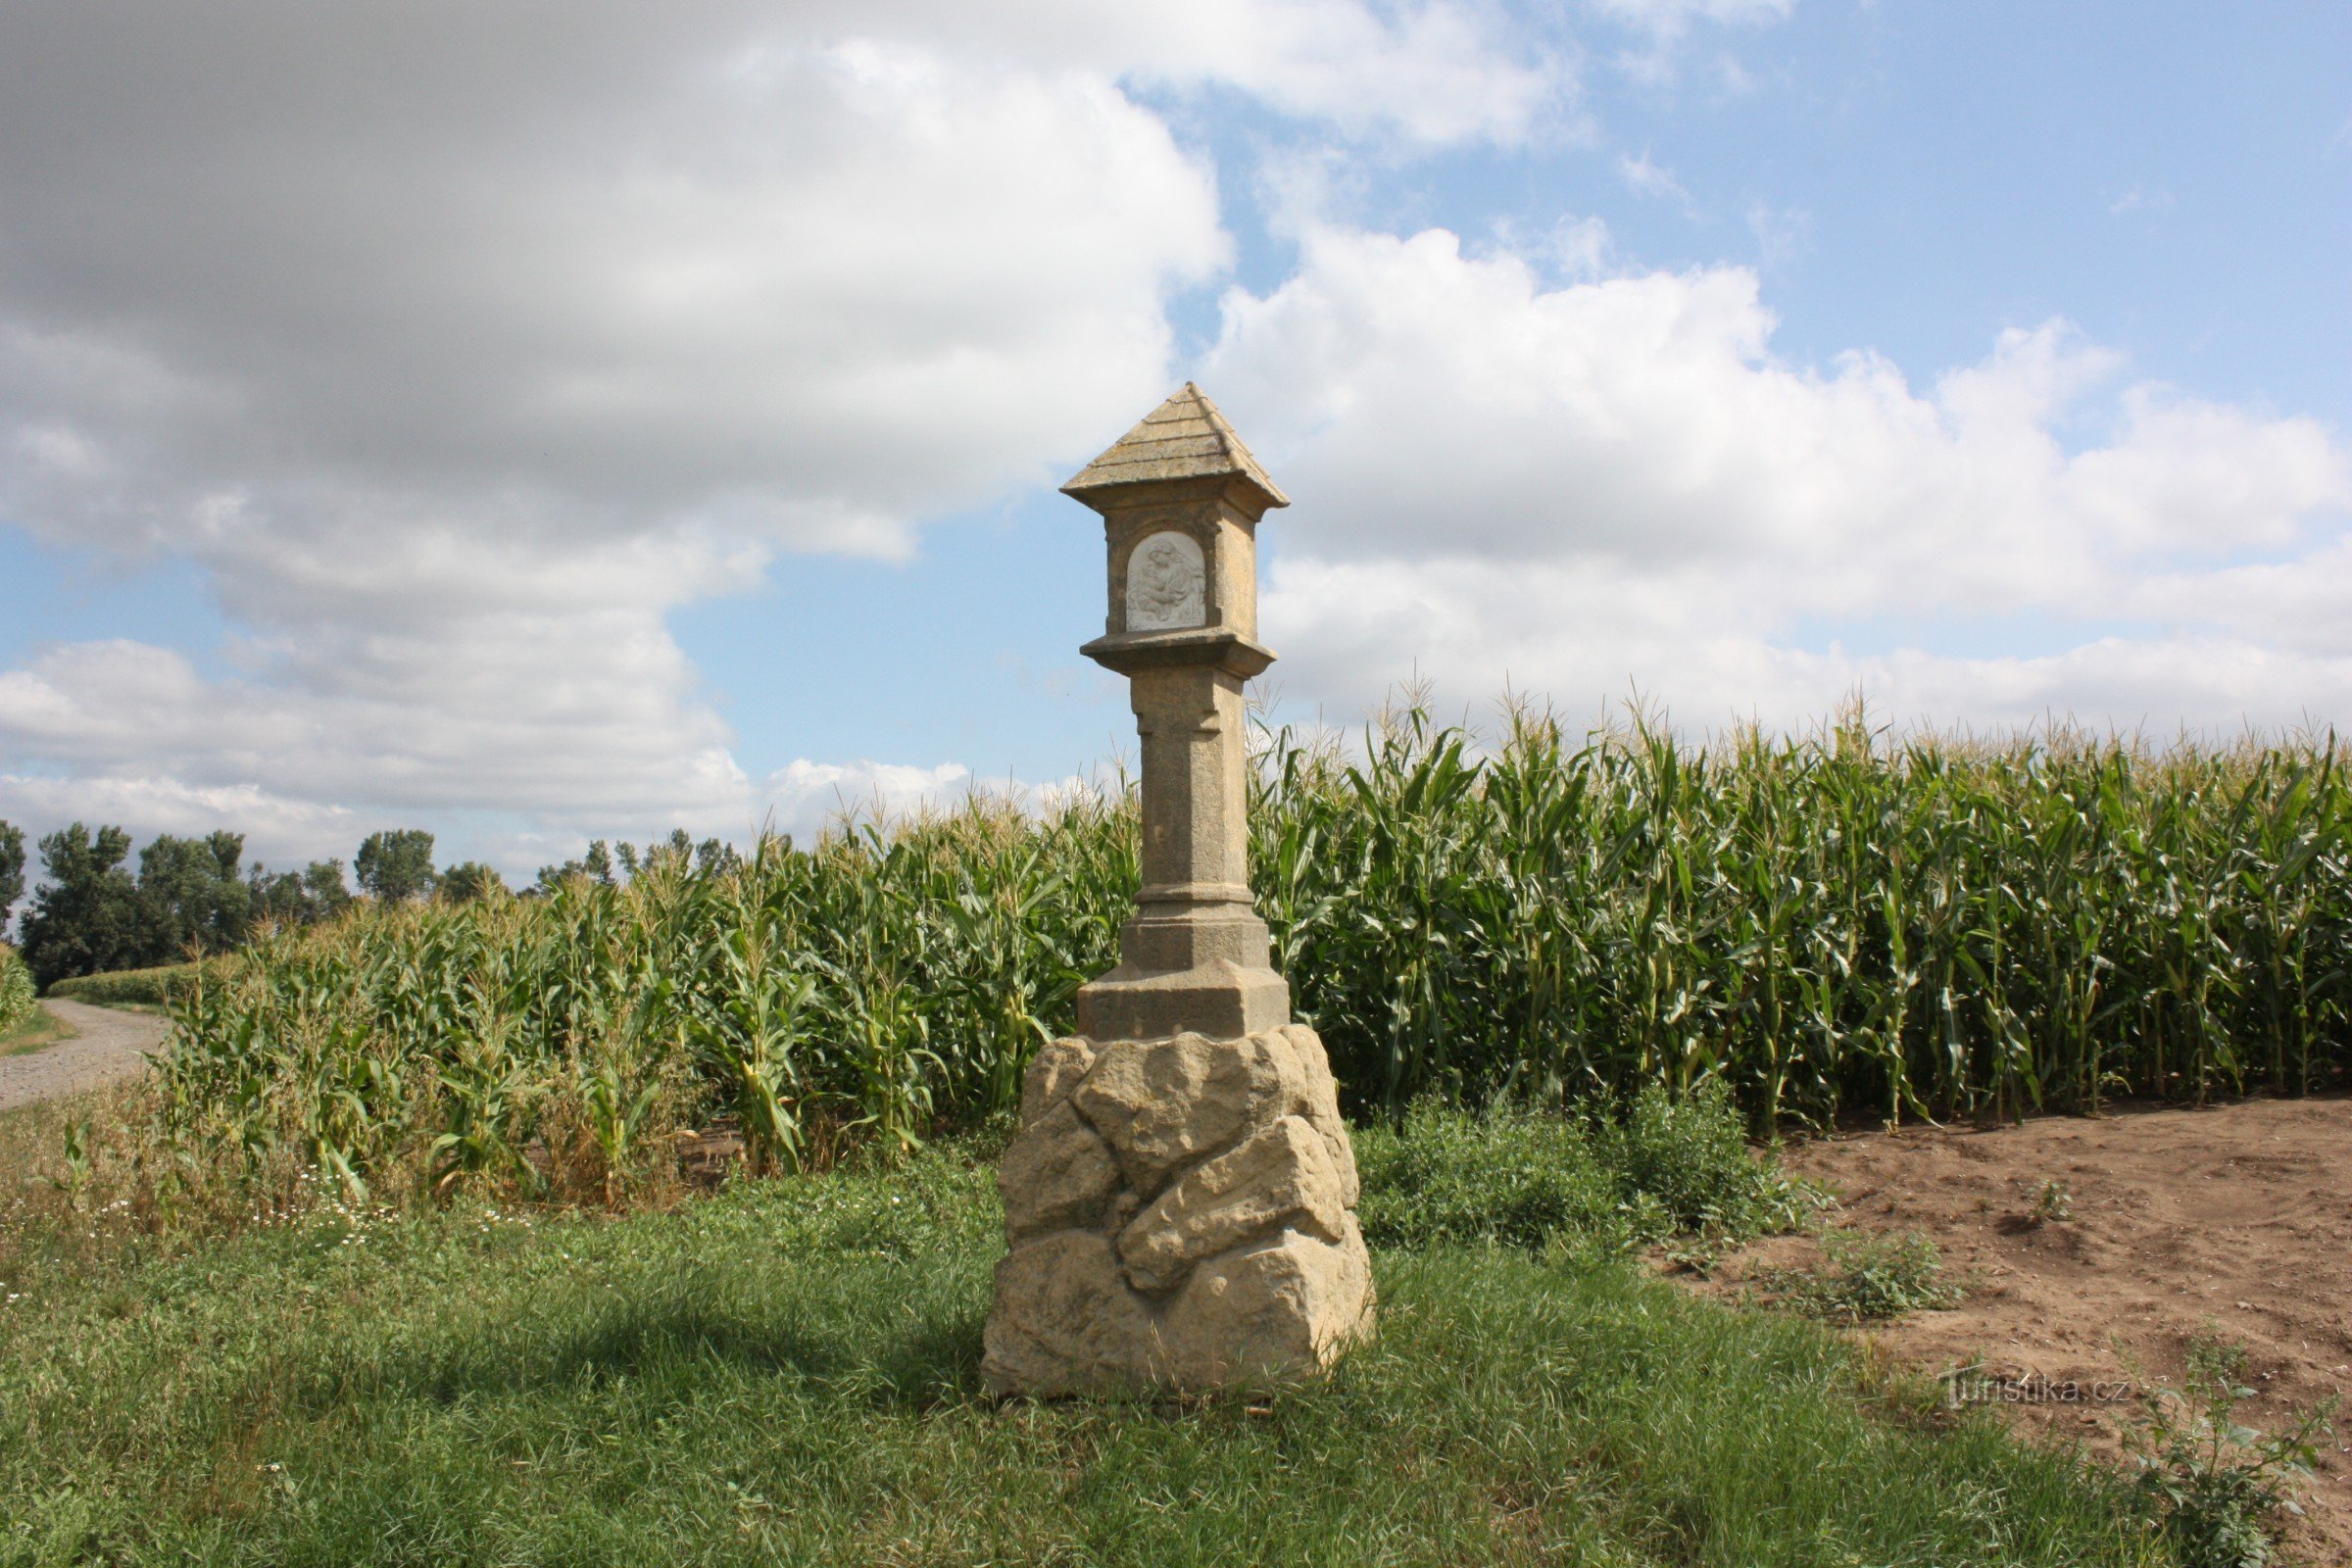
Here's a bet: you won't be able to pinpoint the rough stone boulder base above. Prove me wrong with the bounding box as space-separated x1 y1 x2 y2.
1270 1022 1360 1207
1158 1219 1375 1384
1117 1114 1345 1295
984 1231 1157 1397
982 1025 1374 1396
1020 1038 1097 1129
999 1100 1119 1244
1071 1030 1306 1195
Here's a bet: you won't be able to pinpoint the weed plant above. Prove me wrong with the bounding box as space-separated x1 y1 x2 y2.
1752 1229 1964 1323
2126 1336 2338 1568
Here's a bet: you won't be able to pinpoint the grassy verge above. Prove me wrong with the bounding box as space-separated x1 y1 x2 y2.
0 1004 78 1059
0 1143 2162 1566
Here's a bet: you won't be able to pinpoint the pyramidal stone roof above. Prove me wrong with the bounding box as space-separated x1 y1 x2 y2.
1062 383 1289 508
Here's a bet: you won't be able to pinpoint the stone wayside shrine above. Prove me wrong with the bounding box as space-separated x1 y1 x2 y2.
982 385 1376 1396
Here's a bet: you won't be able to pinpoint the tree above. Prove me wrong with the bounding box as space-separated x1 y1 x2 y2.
19 824 144 989
304 858 355 919
0 819 24 932
248 868 304 927
539 832 744 893
439 861 509 904
533 839 615 893
618 830 693 879
355 830 437 904
135 831 251 961
248 858 354 928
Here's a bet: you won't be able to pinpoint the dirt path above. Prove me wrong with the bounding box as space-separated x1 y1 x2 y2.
1694 1098 2352 1564
0 1002 169 1112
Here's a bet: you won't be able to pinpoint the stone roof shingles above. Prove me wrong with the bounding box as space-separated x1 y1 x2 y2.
1061 383 1289 508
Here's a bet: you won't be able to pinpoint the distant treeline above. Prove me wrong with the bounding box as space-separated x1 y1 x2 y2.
0 819 739 992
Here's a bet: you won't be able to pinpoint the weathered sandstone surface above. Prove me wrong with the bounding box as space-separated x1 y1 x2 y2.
983 1023 1374 1396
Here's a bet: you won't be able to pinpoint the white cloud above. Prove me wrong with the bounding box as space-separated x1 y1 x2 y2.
1116 0 1559 145
1201 224 2352 734
1617 151 1693 206
1744 200 1811 268
0 31 1229 561
777 0 1560 147
756 759 975 841
1589 0 1794 84
1711 52 1762 97
0 2 1559 869
1591 0 1795 34
2107 187 2176 216
1548 217 1618 280
0 772 363 880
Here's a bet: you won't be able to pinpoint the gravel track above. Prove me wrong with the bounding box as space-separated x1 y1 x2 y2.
0 1002 169 1112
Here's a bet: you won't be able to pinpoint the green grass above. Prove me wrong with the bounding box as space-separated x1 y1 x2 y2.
0 1004 78 1058
0 1151 2162 1567
1353 1082 1817 1256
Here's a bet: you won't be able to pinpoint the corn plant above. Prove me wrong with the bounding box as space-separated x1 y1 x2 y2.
131 698 2350 1202
0 945 36 1033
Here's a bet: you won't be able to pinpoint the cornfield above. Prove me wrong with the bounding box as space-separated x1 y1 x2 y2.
148 705 2351 1200
0 944 34 1033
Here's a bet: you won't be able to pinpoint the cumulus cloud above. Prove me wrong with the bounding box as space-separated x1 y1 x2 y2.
768 0 1560 147
1591 0 1794 34
1587 0 1794 83
1617 150 1693 206
0 771 364 881
2 2 2342 884
0 1 1557 871
0 14 1236 558
756 759 974 837
1202 224 2352 734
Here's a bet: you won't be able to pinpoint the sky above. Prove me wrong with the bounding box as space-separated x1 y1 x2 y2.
0 0 2347 885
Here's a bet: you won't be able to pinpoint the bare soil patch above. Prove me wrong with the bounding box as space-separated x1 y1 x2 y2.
1691 1097 2352 1561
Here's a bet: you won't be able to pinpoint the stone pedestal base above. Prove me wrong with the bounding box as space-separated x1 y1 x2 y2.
983 1024 1376 1396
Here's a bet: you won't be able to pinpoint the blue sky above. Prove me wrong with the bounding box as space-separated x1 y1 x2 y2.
1 0 2346 880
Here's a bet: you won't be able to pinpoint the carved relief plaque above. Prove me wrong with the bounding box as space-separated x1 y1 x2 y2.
1125 530 1205 631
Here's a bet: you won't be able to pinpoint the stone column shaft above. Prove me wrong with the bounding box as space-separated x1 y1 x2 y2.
1133 665 1250 911
1087 662 1282 1036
